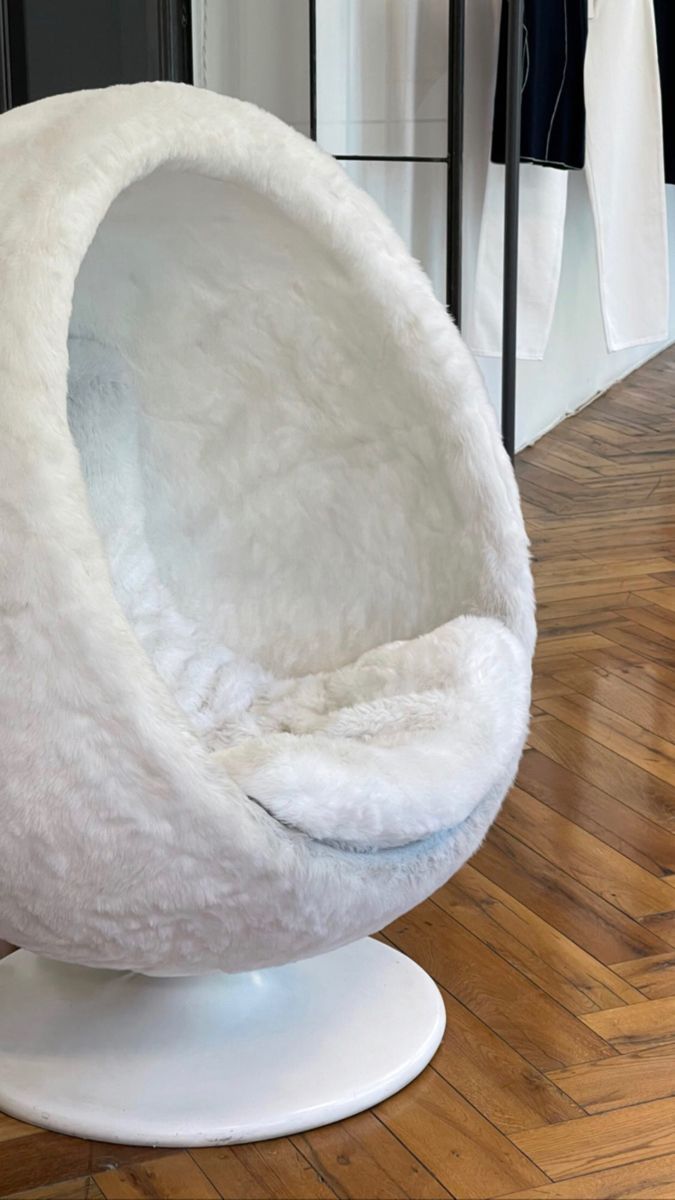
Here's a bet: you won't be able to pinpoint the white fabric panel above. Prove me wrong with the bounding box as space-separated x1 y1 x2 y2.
584 0 669 351
469 163 568 359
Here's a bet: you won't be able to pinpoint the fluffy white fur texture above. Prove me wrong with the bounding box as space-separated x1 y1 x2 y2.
0 84 534 974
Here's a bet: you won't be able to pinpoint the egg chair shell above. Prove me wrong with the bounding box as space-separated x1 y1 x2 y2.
0 83 534 1146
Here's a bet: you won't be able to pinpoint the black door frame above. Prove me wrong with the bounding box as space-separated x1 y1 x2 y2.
0 0 192 113
0 0 18 112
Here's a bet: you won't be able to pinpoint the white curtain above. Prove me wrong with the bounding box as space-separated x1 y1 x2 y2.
192 0 311 136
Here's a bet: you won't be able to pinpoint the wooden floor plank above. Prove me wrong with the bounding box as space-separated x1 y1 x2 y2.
512 1097 675 1181
620 603 675 643
472 825 671 964
386 901 616 1071
291 1110 452 1200
601 621 675 666
534 633 609 659
0 1135 166 1199
612 950 675 999
192 1141 338 1200
595 658 675 712
549 1048 675 1114
527 715 675 834
434 867 642 1013
4 1180 104 1200
94 1154 220 1199
536 692 675 789
536 575 667 604
501 1151 675 1197
430 986 584 1133
497 786 675 918
554 663 675 738
637 587 675 615
579 638 654 671
0 1119 39 1146
517 748 675 876
375 1069 546 1200
642 910 675 947
581 995 675 1053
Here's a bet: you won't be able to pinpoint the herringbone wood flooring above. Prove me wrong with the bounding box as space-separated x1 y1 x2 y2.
5 348 675 1198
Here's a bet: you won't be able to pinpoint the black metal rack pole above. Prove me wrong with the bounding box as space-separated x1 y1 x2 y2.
447 0 465 327
308 0 317 142
501 0 524 461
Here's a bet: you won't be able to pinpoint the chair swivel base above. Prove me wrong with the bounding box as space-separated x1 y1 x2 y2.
0 937 445 1147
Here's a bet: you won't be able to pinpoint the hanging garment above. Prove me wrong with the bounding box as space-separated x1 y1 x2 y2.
468 0 669 359
654 0 675 185
492 0 588 170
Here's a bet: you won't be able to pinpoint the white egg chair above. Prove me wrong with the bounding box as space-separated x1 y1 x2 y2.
0 83 534 1147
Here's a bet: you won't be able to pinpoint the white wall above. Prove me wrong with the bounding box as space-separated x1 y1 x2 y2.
463 1 675 450
194 0 675 451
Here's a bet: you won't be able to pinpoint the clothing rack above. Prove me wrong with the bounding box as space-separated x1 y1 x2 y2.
308 0 522 460
308 0 465 326
502 0 524 460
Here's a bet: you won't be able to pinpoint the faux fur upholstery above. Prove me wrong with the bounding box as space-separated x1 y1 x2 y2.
0 84 534 974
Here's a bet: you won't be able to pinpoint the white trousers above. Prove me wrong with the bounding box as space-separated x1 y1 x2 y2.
468 0 669 359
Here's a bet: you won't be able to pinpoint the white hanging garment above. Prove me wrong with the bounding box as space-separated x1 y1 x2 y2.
468 0 668 359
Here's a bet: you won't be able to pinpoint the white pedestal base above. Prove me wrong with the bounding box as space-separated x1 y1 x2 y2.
0 938 445 1147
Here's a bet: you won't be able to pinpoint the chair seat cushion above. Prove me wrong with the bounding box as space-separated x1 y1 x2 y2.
219 615 530 849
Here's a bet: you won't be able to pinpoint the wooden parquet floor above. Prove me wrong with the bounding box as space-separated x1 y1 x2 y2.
5 347 675 1198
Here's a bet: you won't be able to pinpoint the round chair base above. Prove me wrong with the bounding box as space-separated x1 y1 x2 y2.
0 938 445 1147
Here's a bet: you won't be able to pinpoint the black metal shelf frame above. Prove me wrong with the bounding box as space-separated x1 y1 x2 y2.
308 0 465 328
501 0 523 460
308 0 522 460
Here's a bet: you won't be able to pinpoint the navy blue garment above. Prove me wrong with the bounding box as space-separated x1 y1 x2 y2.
491 0 588 171
654 0 675 185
